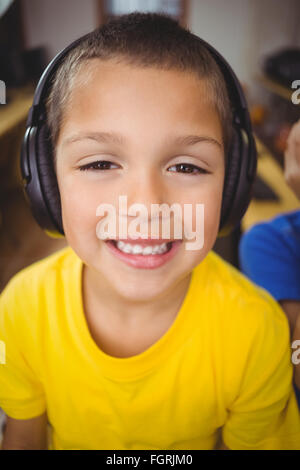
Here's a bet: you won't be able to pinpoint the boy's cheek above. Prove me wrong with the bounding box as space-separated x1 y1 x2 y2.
58 172 223 246
59 189 100 243
181 204 221 262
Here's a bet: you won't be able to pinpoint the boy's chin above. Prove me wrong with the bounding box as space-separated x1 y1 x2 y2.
111 275 171 300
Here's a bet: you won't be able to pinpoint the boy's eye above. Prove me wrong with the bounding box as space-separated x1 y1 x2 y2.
78 160 119 171
77 161 208 175
167 163 208 175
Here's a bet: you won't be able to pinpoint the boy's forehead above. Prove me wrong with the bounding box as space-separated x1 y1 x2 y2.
58 58 223 147
65 58 217 125
73 57 213 101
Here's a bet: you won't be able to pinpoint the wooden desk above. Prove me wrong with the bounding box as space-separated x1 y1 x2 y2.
242 137 299 232
0 84 34 138
257 74 296 103
0 84 34 228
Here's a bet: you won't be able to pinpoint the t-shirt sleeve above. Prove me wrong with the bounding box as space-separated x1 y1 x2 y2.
222 296 300 450
239 219 300 301
0 276 47 420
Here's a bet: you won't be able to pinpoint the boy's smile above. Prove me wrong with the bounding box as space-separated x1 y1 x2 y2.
55 58 225 311
104 237 183 269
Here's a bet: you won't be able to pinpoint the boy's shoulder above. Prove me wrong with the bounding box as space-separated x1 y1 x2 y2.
201 252 292 384
200 250 289 329
202 249 277 301
0 245 76 305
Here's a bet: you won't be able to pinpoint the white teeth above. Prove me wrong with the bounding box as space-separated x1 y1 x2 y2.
123 244 132 253
132 245 143 254
142 245 154 255
115 241 169 255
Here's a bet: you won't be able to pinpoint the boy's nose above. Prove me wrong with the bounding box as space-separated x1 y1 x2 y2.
116 172 181 240
124 172 165 214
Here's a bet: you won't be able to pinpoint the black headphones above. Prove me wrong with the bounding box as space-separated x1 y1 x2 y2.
20 30 257 239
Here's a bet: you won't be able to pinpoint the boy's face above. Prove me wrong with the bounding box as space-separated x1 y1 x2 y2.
55 59 225 302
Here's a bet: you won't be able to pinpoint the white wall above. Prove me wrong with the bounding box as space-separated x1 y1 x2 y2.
21 0 300 90
187 0 300 91
21 0 99 61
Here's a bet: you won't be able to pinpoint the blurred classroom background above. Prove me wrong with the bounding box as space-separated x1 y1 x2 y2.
0 0 300 446
0 0 300 291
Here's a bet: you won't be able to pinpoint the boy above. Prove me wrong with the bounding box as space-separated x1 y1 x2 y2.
1 13 300 450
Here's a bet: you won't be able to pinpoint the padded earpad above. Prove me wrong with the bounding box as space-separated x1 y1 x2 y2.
36 123 64 234
219 125 242 231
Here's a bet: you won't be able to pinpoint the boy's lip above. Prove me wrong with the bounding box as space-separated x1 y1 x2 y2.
106 238 181 246
105 239 183 269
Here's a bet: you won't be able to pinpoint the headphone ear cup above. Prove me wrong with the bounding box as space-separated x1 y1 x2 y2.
36 123 64 235
219 125 242 235
219 124 256 237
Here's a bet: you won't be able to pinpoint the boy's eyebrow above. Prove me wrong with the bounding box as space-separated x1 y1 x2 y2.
175 134 222 149
62 131 222 149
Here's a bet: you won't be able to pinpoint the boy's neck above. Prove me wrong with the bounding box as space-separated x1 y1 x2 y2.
81 263 192 328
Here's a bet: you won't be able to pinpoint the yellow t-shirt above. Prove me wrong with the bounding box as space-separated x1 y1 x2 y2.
0 246 299 450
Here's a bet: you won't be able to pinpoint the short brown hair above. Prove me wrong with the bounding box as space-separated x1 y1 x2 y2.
46 12 233 165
